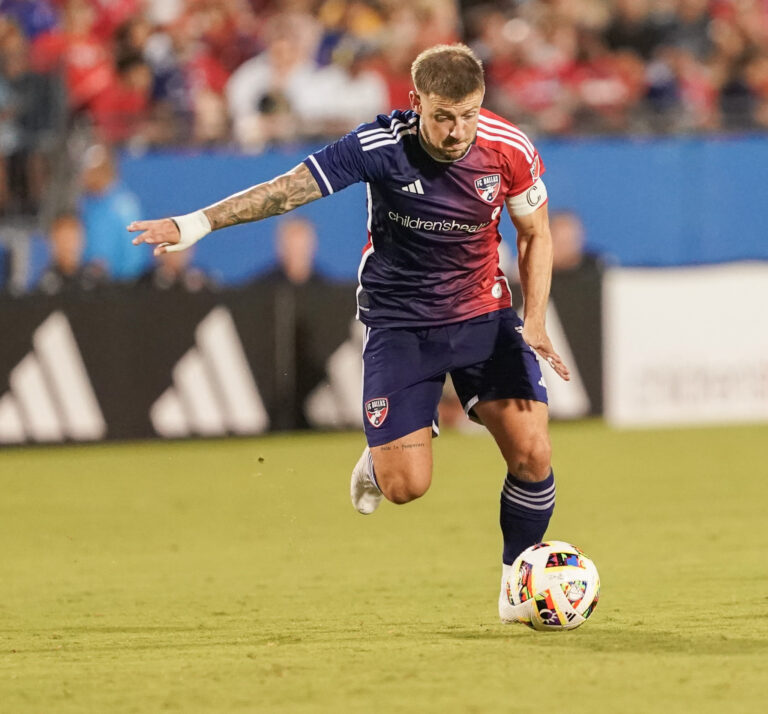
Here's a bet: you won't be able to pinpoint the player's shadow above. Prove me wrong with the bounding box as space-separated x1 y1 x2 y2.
430 624 768 655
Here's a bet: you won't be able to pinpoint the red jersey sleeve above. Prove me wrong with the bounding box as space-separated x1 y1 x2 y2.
476 109 545 197
507 148 545 197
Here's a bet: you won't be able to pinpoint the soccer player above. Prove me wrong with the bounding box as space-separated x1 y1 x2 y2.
128 44 570 623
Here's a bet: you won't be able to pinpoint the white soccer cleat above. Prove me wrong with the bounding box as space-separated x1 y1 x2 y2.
350 446 382 515
499 567 516 623
499 565 531 624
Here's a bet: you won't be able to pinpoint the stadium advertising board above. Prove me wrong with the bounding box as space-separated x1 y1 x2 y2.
0 275 603 445
0 283 354 445
603 263 768 426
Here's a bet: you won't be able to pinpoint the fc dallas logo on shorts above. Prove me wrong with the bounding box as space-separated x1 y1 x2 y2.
365 397 389 427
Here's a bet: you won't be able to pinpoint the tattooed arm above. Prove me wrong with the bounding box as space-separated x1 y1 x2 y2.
204 163 322 229
127 163 323 256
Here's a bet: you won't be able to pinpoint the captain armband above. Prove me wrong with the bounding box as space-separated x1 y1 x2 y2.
506 178 548 217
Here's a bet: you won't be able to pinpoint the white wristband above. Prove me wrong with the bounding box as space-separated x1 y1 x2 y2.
167 210 212 252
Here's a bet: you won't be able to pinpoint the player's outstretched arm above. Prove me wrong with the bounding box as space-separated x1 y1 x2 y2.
508 201 571 382
127 163 323 256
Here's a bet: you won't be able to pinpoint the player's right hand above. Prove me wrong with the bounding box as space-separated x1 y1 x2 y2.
129 210 212 256
127 218 181 256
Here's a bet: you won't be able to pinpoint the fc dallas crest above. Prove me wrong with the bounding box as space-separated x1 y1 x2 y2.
474 174 501 203
365 397 389 427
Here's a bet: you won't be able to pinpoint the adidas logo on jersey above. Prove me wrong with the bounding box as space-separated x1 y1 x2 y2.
0 311 106 444
150 307 269 438
401 180 424 195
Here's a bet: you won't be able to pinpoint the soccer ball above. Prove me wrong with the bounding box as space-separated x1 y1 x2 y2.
505 541 600 631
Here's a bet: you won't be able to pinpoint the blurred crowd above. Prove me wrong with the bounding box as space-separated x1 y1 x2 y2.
2 0 766 156
0 0 457 158
1 0 767 290
470 0 768 134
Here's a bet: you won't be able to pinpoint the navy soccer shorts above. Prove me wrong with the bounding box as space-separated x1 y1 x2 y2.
361 308 548 447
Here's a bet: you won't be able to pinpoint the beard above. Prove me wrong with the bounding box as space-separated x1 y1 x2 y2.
419 126 471 162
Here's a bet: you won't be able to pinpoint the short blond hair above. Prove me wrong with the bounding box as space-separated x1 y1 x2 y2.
411 43 484 100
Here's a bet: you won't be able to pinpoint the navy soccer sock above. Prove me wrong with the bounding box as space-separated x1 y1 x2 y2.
499 470 556 565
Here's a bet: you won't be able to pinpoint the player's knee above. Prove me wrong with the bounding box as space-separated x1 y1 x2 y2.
379 467 431 504
510 434 551 481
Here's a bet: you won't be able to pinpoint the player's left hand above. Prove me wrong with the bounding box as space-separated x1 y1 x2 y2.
522 323 571 381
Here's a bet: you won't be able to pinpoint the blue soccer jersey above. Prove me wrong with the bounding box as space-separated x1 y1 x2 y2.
303 108 547 328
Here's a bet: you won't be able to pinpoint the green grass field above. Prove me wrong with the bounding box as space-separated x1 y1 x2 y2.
1 422 767 713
